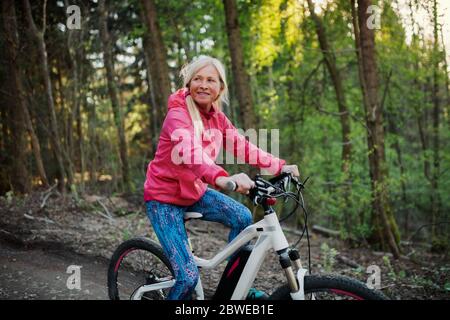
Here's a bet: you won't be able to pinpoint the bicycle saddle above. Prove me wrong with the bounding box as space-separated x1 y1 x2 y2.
183 211 203 220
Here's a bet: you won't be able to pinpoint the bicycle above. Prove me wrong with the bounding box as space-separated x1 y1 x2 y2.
107 172 387 300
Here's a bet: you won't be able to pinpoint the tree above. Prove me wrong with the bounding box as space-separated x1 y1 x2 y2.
1 0 30 193
430 0 442 247
64 0 86 193
306 0 353 234
223 0 256 131
140 0 172 138
98 0 130 190
351 0 400 257
22 0 65 191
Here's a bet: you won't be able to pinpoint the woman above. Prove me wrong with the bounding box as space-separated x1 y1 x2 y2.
144 55 299 300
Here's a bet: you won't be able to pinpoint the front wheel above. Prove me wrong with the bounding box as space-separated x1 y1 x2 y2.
269 275 388 300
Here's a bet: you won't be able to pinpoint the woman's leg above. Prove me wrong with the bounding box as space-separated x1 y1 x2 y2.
187 188 253 243
145 200 199 300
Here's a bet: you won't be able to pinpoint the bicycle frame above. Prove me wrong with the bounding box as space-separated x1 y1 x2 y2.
131 206 305 300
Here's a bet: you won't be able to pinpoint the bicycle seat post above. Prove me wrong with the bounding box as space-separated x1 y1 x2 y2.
183 212 203 254
183 218 194 254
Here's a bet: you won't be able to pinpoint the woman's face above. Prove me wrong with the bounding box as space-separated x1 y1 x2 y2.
189 65 222 110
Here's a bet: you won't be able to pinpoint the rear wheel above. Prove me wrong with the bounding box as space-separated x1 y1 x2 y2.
107 237 174 300
269 275 387 300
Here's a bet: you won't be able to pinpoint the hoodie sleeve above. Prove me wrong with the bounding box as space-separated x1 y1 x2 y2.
162 108 229 187
221 114 286 175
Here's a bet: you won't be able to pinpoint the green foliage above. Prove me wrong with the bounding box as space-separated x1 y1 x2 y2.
445 282 450 292
249 0 283 70
5 191 14 205
2 0 449 251
320 242 339 273
382 255 407 281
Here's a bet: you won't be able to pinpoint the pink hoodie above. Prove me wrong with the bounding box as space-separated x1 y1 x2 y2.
143 88 286 206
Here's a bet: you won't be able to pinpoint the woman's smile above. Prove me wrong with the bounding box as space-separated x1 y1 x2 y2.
189 65 222 111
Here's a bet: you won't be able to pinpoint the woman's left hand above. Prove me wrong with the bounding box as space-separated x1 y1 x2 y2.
281 164 300 177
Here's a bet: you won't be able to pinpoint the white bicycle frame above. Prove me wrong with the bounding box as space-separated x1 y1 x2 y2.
131 210 309 300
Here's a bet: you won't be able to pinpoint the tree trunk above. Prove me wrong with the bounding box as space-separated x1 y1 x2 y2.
22 0 66 192
0 95 10 194
430 0 441 244
440 29 450 128
307 0 353 235
2 0 49 190
223 0 256 131
351 0 400 258
64 0 85 192
98 0 130 190
87 96 98 186
222 0 261 194
140 0 172 134
76 50 86 193
55 60 75 188
416 77 431 182
140 15 158 156
384 79 409 236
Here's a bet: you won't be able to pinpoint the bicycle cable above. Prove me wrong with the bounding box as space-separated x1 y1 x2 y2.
255 177 312 275
285 190 312 275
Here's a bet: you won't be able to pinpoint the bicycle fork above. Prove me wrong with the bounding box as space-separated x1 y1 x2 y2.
279 248 308 300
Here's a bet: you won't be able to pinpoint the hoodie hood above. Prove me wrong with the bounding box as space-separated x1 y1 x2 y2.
167 88 189 110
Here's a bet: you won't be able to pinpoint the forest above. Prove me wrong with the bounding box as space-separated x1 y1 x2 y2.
0 0 449 300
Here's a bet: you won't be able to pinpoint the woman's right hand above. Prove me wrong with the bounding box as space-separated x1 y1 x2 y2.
215 173 255 195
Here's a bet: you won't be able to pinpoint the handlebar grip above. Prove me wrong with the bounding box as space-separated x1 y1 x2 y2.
268 171 292 184
224 180 238 192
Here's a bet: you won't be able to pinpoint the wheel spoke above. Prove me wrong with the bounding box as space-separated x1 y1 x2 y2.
108 240 174 300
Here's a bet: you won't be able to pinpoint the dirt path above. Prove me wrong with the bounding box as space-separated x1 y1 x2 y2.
0 192 448 300
0 240 109 300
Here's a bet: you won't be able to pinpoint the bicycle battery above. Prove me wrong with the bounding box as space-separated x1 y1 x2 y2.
212 244 253 300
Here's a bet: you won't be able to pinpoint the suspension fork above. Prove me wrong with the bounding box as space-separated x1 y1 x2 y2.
278 248 309 300
278 249 299 292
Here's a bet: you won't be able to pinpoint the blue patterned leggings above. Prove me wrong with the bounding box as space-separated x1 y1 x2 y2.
145 188 253 300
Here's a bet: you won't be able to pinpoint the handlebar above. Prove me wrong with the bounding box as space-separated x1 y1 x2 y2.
223 172 307 207
249 172 305 206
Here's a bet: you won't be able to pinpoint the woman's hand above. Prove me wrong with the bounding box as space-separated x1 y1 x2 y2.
215 173 255 195
281 164 300 177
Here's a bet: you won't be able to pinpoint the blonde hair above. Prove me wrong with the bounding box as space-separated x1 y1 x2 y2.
180 55 229 139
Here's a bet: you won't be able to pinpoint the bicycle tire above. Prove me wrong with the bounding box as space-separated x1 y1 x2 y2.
269 275 388 300
107 237 174 300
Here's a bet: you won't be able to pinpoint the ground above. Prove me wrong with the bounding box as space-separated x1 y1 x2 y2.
0 191 448 300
